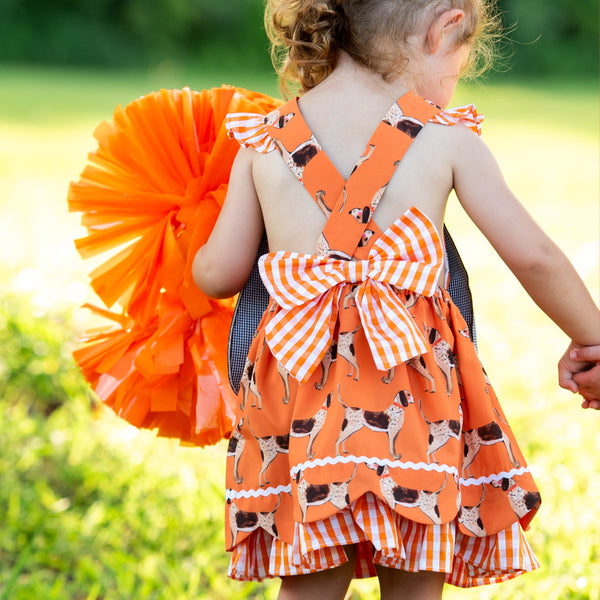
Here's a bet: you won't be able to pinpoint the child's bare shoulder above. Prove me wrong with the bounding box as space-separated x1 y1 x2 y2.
420 119 487 167
424 118 481 144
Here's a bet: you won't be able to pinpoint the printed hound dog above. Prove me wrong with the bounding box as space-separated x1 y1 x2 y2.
369 464 447 524
227 496 280 546
458 485 486 536
462 421 520 477
295 465 358 521
336 387 414 459
274 137 319 181
426 326 456 396
491 477 541 520
290 392 333 459
418 399 462 463
227 417 245 484
246 417 290 487
383 103 424 138
315 326 361 390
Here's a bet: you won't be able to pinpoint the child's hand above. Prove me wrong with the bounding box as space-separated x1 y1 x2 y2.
558 343 600 409
571 345 600 409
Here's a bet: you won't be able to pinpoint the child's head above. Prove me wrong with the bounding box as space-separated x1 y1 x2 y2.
266 0 500 94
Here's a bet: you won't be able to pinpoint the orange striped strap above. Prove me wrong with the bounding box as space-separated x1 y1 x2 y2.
258 207 444 382
225 104 483 154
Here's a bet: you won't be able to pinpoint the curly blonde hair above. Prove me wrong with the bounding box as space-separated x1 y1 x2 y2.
265 0 501 94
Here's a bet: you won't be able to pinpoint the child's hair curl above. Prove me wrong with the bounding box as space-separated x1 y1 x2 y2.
265 0 501 94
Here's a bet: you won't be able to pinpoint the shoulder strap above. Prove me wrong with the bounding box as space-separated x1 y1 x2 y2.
265 93 441 258
265 98 345 218
321 92 441 258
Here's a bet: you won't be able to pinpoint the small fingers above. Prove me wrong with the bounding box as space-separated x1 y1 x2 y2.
558 356 579 393
573 364 600 389
570 345 600 363
581 398 600 410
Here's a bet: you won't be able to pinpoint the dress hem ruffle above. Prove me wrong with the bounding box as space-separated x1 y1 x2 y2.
227 492 539 587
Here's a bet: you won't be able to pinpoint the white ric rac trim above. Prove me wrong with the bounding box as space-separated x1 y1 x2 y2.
289 455 531 487
226 485 291 501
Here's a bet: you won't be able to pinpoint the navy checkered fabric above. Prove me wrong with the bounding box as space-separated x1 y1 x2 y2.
227 235 271 392
227 229 476 393
443 226 477 347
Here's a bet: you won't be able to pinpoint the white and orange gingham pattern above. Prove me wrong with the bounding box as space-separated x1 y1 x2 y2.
258 207 444 382
228 493 539 587
431 105 484 136
225 113 277 154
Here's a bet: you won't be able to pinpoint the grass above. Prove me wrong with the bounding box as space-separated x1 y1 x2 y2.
0 63 598 599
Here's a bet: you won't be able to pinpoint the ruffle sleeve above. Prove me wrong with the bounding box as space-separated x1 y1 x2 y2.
226 112 278 153
430 104 483 136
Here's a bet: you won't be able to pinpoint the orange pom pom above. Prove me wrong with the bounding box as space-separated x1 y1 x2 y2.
69 86 282 446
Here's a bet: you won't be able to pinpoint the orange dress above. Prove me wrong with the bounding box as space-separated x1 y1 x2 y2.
224 92 540 587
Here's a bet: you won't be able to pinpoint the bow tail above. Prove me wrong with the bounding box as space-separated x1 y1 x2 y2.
264 288 341 383
357 281 430 371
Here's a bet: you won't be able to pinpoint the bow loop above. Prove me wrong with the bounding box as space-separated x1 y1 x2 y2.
258 207 444 382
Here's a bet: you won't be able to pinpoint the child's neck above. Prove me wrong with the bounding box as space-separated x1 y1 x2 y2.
324 51 416 104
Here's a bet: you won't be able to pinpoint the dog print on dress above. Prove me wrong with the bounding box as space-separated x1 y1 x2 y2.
223 91 540 585
370 464 447 524
335 386 414 459
290 392 333 459
228 496 281 546
462 420 520 477
314 326 361 390
296 465 358 521
418 399 462 463
246 417 290 487
458 485 486 536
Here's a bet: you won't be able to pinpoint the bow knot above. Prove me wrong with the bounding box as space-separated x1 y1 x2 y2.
258 207 444 383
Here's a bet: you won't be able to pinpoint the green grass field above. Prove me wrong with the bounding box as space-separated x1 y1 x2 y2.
0 64 598 600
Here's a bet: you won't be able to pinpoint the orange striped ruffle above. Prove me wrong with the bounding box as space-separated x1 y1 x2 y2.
228 492 539 587
225 113 278 153
225 103 483 155
432 105 484 136
258 206 444 382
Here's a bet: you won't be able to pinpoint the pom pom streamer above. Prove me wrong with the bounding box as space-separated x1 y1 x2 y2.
69 86 282 446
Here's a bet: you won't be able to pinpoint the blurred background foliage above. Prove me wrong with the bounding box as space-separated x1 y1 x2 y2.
0 0 597 76
0 1 598 598
0 0 267 69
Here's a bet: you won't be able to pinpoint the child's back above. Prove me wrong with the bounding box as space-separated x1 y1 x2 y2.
255 52 456 263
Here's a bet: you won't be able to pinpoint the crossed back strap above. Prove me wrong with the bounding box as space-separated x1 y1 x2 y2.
265 92 441 259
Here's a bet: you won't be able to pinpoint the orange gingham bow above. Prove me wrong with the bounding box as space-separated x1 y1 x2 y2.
259 207 444 383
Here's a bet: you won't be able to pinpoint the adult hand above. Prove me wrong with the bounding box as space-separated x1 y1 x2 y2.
570 346 600 409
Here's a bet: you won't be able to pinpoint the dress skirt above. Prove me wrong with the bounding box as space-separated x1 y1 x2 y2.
225 286 540 586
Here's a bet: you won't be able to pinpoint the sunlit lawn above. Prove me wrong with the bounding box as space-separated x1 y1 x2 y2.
0 64 598 599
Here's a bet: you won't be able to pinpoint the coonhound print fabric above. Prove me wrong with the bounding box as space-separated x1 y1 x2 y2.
223 92 540 586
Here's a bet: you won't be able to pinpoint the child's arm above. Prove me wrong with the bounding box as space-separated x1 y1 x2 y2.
450 126 600 349
192 148 264 298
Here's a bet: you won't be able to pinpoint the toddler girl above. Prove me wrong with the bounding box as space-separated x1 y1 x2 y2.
193 1 600 597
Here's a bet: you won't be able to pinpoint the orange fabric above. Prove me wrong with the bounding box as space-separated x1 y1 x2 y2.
69 86 282 446
228 493 539 586
431 104 483 135
224 92 540 584
259 208 444 382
